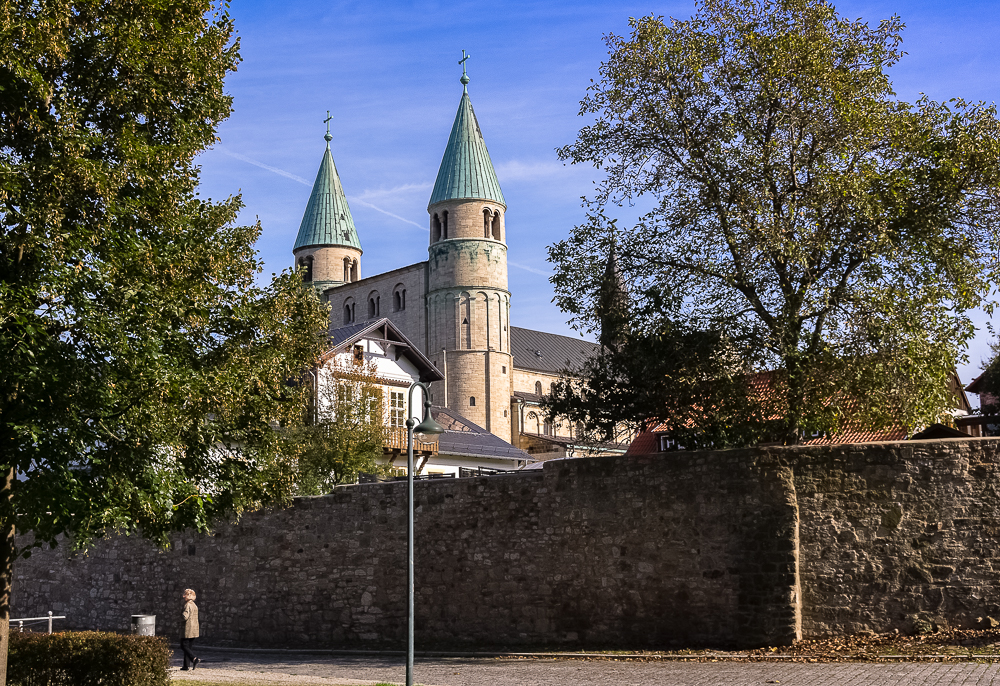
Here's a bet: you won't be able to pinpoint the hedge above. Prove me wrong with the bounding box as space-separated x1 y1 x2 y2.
8 631 169 686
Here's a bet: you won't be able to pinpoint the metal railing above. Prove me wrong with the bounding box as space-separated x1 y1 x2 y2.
11 611 65 634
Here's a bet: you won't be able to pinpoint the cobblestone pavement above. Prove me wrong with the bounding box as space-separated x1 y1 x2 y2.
170 649 1000 685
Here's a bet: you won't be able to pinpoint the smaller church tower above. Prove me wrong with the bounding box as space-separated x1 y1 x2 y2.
292 114 363 296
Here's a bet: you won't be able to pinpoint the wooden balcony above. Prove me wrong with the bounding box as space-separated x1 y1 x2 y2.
383 427 438 456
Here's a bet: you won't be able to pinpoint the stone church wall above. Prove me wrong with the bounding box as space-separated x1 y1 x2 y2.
13 439 1000 649
327 262 427 347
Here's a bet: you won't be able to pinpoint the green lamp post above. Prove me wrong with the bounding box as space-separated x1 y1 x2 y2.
405 381 444 686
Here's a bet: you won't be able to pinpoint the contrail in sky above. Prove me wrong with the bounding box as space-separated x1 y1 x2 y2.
217 147 426 231
509 261 550 277
218 147 311 185
351 198 426 231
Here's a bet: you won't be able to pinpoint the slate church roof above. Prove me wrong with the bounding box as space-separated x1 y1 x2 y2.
294 143 362 252
510 327 600 375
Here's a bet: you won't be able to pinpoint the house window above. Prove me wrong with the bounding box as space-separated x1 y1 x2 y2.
550 382 556 396
393 286 406 312
469 396 476 407
544 420 552 436
353 344 364 365
368 294 380 318
502 366 506 374
344 299 355 324
362 388 382 423
534 381 542 395
659 435 685 451
389 391 405 428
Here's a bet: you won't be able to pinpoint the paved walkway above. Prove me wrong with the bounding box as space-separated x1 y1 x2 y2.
170 649 1000 685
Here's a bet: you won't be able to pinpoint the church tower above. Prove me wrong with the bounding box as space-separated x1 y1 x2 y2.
426 58 513 440
292 116 362 296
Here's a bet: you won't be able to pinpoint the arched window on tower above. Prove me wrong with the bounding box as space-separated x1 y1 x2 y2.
491 212 501 241
298 255 313 282
442 210 449 239
460 292 471 349
351 259 359 282
534 381 542 396
483 209 491 238
343 257 351 282
432 214 441 242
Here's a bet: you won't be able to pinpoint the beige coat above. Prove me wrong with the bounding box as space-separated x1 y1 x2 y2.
183 600 199 638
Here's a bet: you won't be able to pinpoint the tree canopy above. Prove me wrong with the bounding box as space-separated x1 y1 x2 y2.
550 0 1000 443
292 358 394 495
0 1 327 680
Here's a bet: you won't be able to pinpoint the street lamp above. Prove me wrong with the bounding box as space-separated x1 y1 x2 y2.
404 381 444 686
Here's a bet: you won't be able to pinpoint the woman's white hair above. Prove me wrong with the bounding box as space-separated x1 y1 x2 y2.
183 588 197 599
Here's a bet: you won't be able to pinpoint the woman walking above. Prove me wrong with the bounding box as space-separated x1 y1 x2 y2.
180 588 200 671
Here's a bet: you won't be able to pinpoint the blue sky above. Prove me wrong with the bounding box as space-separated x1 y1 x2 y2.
197 0 1000 393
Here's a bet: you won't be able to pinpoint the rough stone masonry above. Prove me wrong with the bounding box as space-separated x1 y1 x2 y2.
13 438 1000 649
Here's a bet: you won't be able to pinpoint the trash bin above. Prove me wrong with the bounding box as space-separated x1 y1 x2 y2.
131 615 155 636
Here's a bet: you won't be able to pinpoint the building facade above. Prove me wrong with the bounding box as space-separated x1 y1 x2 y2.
293 69 620 460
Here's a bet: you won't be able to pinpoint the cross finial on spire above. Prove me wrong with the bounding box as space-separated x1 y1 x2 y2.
323 110 333 146
459 50 471 91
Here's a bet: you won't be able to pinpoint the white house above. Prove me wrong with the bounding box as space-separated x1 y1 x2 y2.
319 318 535 478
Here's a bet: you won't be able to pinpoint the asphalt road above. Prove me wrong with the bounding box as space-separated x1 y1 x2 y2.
170 649 1000 685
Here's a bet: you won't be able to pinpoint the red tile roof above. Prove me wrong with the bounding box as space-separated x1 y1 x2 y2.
627 368 961 453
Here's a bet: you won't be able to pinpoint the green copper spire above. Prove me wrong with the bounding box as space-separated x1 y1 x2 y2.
294 122 361 252
428 53 505 208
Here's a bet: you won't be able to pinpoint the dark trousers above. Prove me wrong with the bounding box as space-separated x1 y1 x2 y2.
180 637 197 669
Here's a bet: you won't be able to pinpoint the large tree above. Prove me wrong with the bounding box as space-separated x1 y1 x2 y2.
0 1 327 680
551 0 1000 443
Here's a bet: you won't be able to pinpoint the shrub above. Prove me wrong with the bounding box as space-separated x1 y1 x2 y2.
8 631 169 686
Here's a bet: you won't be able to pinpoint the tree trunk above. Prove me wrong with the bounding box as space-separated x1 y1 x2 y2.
0 468 15 686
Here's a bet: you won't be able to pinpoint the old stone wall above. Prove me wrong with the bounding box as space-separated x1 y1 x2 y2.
12 439 1000 649
789 439 1000 637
